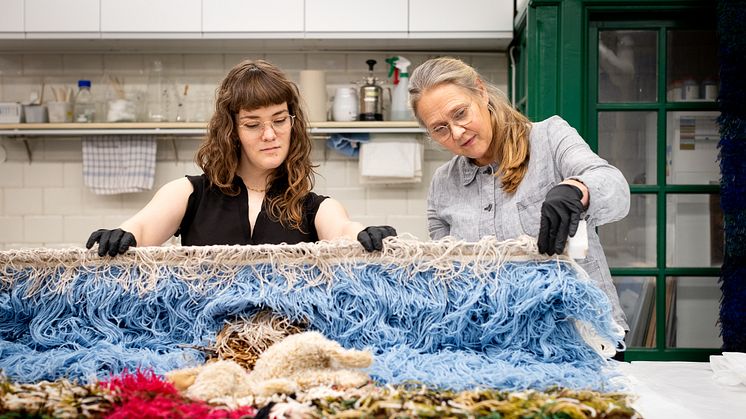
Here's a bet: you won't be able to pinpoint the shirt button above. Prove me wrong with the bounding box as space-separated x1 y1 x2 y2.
483 167 493 175
484 203 493 212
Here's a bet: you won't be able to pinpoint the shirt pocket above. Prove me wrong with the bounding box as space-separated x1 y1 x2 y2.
516 181 554 236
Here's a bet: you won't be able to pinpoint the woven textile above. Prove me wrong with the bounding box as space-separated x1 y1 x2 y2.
0 236 624 391
82 135 156 195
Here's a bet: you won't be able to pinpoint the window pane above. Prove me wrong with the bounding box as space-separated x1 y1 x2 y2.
666 111 720 184
667 30 719 102
666 194 723 267
601 194 656 267
614 276 656 348
598 111 657 185
666 277 722 348
599 30 658 103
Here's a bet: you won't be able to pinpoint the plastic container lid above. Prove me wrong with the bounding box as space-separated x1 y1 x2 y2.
78 80 91 88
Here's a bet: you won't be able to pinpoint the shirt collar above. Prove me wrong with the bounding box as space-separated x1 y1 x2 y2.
458 156 496 186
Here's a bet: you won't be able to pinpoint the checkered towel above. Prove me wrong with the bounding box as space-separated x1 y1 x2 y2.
82 135 157 195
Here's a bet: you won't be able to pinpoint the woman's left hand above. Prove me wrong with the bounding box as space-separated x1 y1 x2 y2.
538 184 585 255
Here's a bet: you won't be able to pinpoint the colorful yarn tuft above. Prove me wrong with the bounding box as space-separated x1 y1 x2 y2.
101 369 255 419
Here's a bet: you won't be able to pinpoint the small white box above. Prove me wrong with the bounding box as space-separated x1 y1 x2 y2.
0 102 23 123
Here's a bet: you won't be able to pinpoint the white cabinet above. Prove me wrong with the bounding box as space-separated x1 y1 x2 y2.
305 0 407 34
101 0 200 35
409 0 512 35
24 0 99 35
202 0 303 35
0 0 24 37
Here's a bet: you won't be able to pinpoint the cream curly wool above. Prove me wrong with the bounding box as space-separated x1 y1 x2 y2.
168 331 373 401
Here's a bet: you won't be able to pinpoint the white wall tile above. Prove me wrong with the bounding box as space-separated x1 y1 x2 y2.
0 216 24 242
63 215 104 243
103 54 145 76
0 55 23 76
23 54 63 76
2 76 44 103
4 188 42 215
315 160 348 187
24 215 63 243
62 54 104 76
350 215 387 227
387 215 428 240
183 54 225 74
80 189 122 214
326 187 365 216
43 187 82 215
63 162 84 187
307 53 346 70
102 214 132 229
143 54 184 76
264 53 306 71
23 162 64 187
41 139 83 162
365 187 408 215
0 162 24 187
121 190 153 211
225 54 265 72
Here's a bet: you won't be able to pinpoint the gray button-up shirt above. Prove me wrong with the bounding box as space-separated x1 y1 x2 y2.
427 116 630 329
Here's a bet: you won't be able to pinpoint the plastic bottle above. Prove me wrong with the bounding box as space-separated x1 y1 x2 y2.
73 80 96 123
386 56 412 121
146 60 170 122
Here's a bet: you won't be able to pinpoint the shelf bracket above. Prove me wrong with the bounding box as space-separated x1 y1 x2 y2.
23 138 32 163
170 138 179 161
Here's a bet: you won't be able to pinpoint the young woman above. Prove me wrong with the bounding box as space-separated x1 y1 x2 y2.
409 57 630 329
87 59 395 255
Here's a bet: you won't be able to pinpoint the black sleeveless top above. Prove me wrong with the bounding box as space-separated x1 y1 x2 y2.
177 174 328 246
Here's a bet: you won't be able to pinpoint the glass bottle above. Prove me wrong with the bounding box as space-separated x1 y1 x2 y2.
73 80 96 123
146 60 171 122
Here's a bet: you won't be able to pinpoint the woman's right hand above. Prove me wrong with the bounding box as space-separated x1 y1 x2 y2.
86 228 137 257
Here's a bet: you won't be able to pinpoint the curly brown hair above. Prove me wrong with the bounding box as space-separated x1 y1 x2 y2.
195 59 315 231
409 57 530 194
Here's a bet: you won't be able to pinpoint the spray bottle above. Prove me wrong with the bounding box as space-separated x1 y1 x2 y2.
386 56 412 121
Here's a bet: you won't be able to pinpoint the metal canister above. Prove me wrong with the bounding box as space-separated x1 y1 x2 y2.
359 59 383 121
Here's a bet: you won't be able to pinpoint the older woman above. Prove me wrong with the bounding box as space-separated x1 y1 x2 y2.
409 57 630 329
87 59 395 255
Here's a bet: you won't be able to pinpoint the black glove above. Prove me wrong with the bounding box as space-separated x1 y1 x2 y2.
357 225 397 252
86 228 137 257
538 184 585 256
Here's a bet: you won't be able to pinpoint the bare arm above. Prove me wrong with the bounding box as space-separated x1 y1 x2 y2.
119 177 194 246
314 198 364 241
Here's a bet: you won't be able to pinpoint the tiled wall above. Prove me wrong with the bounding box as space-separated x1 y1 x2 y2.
0 51 508 249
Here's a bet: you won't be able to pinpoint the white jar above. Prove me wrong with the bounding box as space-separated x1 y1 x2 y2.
332 87 359 122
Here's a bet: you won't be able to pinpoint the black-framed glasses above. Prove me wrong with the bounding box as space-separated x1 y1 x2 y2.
240 114 295 137
427 103 474 143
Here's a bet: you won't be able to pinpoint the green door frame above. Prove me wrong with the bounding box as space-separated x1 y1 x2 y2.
513 0 721 361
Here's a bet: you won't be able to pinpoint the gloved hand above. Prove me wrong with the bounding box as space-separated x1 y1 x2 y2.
538 184 585 256
86 228 137 257
357 225 397 252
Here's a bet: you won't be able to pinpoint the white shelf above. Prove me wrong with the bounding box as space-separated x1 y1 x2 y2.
0 121 425 137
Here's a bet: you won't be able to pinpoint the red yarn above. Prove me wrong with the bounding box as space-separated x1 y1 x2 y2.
101 369 256 419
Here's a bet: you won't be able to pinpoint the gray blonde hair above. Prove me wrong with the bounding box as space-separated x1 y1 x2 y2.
409 57 530 193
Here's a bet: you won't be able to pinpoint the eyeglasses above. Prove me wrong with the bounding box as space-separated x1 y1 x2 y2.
427 103 474 143
239 114 295 137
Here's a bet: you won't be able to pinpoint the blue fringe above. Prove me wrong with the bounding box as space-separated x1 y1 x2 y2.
717 0 746 352
0 260 621 391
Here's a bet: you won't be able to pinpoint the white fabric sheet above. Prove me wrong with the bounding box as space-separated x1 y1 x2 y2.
618 361 746 418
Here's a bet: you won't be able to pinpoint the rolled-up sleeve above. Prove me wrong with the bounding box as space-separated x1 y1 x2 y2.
547 116 630 227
